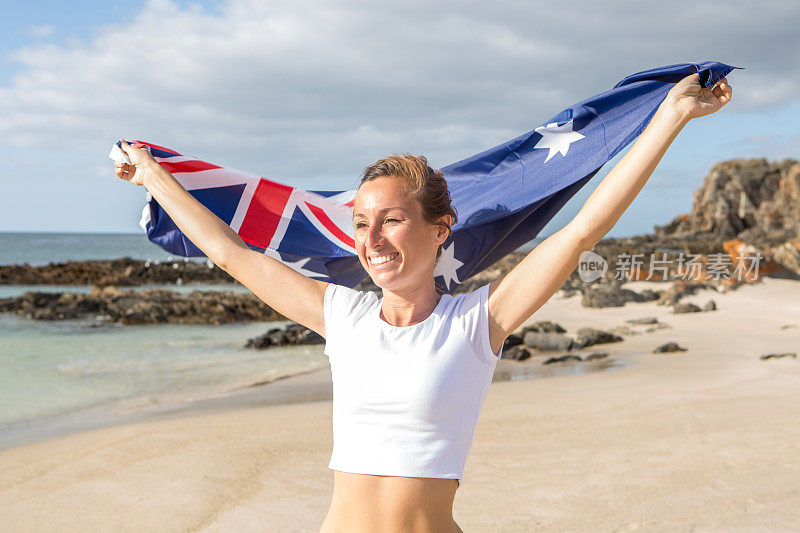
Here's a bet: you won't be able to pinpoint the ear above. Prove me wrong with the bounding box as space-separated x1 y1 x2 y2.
435 215 452 245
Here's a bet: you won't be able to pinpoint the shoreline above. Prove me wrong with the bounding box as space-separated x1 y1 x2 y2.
0 342 643 452
2 276 796 455
1 276 798 530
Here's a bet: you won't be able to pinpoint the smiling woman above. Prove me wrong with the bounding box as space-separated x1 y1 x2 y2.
111 70 732 532
352 155 458 325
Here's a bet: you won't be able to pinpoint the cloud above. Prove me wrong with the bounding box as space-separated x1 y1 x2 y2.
27 25 54 38
1 0 799 182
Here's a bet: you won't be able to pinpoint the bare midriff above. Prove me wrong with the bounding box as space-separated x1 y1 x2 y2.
319 471 462 533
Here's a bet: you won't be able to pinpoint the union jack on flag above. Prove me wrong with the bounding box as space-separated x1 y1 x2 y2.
117 61 739 294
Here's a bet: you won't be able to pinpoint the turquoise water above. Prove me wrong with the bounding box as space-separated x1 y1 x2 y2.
0 314 328 447
0 231 206 266
0 231 547 450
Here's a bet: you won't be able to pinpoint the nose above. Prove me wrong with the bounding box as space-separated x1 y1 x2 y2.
366 222 384 249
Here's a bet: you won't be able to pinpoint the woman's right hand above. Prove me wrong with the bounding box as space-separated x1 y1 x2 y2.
114 139 159 186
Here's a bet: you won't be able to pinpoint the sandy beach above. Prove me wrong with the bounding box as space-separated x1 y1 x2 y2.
1 277 799 532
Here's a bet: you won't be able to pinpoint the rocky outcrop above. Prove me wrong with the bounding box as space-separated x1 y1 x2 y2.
654 158 800 243
0 258 235 286
0 286 285 324
649 158 800 279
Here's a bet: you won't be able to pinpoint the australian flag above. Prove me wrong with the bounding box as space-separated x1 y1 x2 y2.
123 61 740 294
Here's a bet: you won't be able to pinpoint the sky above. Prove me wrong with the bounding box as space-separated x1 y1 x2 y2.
1 0 799 238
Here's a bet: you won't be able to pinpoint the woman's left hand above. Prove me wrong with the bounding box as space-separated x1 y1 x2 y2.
664 72 733 122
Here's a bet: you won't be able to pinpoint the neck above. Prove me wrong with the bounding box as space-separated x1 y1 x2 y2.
379 280 441 327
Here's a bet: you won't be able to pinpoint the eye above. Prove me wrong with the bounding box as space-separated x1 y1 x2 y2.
385 218 399 224
355 222 367 229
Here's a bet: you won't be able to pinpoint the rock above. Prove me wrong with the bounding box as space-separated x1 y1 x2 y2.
580 283 659 308
500 345 532 361
767 239 800 278
653 158 800 243
658 281 705 306
0 258 236 286
574 328 623 348
584 352 609 361
245 334 272 349
645 323 671 333
523 332 574 351
608 325 634 336
703 299 717 311
653 342 687 353
521 321 566 334
503 333 524 349
759 352 797 360
246 323 324 349
673 302 702 313
0 288 285 325
626 316 659 325
542 354 583 365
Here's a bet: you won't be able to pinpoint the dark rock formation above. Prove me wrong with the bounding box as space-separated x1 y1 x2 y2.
0 257 235 287
502 333 524 349
573 328 623 348
521 321 567 334
673 302 702 314
500 345 533 361
245 323 324 349
0 286 285 324
653 342 688 353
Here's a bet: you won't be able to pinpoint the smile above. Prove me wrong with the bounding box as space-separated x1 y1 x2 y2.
369 252 399 266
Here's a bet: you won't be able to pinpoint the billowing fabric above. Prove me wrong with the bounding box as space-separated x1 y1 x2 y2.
323 282 501 481
119 61 741 293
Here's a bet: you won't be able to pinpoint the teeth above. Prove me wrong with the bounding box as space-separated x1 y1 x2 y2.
370 252 398 265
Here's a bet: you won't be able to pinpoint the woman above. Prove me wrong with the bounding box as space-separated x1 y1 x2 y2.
114 72 731 532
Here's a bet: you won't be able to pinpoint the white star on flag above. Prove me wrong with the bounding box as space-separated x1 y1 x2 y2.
433 242 463 291
533 119 585 163
264 248 328 279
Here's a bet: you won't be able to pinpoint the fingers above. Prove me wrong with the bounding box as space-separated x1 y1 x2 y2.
711 77 732 102
114 161 131 179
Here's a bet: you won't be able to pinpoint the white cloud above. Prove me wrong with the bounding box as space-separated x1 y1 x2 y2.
27 25 54 38
1 0 799 182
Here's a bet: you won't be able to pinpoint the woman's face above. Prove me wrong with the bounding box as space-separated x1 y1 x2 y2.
353 177 447 291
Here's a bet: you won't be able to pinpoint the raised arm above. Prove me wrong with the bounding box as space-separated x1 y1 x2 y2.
486 73 733 354
115 141 328 337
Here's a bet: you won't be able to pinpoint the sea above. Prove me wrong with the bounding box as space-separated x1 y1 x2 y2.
1 231 610 450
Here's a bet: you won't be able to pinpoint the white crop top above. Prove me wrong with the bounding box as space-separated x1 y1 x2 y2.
322 282 503 482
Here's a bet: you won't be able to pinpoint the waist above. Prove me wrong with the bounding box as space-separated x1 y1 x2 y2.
323 471 460 532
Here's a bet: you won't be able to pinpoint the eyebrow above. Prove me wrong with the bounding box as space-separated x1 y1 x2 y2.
353 207 407 219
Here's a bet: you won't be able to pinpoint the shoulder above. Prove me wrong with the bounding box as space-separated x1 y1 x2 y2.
446 282 502 361
324 283 377 315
